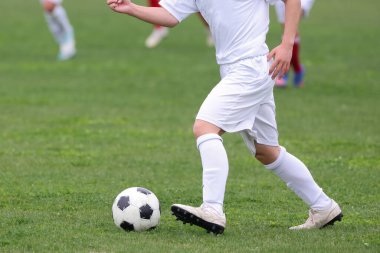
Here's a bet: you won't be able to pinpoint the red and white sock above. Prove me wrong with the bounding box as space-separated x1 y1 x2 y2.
148 0 162 29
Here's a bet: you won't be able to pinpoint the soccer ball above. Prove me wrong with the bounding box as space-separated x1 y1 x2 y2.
112 187 160 232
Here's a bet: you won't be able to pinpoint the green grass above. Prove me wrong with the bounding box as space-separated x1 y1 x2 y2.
0 0 379 252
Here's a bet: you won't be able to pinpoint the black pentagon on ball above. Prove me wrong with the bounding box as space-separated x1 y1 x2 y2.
117 196 130 211
137 187 151 195
139 204 154 219
120 221 134 231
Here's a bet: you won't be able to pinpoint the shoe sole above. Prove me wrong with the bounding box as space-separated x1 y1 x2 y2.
171 205 225 235
321 212 343 228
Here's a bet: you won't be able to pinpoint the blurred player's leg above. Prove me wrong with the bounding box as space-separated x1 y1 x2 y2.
53 5 76 61
292 33 305 87
145 0 169 48
274 0 313 87
41 0 76 60
197 13 214 47
145 1 213 48
274 3 289 87
275 72 288 87
291 0 315 86
145 26 169 48
43 10 64 44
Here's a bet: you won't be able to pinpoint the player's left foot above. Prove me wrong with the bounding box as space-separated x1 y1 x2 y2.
171 204 226 234
57 31 76 61
289 199 343 230
294 65 305 87
275 72 288 87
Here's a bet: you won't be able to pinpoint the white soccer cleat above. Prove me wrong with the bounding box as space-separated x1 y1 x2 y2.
171 204 226 234
58 31 76 61
290 199 343 230
145 27 169 48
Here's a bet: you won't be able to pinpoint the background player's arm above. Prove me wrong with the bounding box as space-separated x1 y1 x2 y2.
268 0 301 79
107 0 179 27
282 0 301 49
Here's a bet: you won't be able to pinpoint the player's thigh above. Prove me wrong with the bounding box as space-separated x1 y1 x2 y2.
240 98 279 157
197 57 272 134
254 98 279 146
193 119 224 138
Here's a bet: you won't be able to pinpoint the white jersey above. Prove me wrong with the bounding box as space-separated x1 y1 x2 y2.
159 0 273 65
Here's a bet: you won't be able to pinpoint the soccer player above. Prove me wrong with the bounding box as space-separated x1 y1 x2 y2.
145 0 213 48
40 0 76 60
274 0 315 87
106 0 343 234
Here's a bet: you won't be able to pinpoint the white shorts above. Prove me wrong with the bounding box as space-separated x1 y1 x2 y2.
196 56 279 154
274 0 315 24
40 0 63 4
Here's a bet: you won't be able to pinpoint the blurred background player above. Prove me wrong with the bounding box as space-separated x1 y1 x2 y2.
40 0 76 60
274 0 315 87
145 0 213 48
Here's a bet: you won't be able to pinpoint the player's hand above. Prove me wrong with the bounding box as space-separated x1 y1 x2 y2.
107 0 133 14
267 43 293 80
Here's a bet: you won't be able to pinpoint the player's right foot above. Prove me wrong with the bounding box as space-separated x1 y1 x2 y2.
145 27 169 48
171 204 226 234
275 72 288 87
289 199 343 230
58 31 76 61
294 65 305 87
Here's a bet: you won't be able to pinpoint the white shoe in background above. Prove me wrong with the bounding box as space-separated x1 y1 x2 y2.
58 31 76 61
145 27 169 48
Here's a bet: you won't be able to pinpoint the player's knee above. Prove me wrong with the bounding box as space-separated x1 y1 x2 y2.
43 1 56 13
193 120 206 138
255 144 280 165
193 120 223 139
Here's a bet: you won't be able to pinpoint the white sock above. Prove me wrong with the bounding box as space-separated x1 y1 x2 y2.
53 6 74 37
44 5 74 45
44 11 64 44
265 147 332 210
197 134 228 215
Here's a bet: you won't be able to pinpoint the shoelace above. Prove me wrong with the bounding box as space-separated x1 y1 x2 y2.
201 205 224 218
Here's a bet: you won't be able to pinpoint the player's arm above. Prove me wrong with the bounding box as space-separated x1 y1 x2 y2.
268 0 301 79
107 0 179 27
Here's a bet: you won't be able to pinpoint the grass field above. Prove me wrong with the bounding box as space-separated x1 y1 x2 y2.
1 0 379 252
